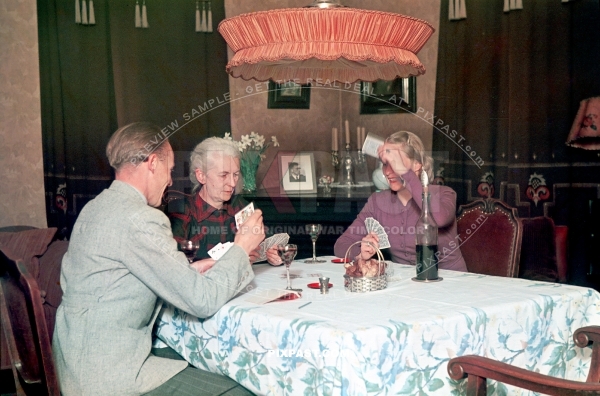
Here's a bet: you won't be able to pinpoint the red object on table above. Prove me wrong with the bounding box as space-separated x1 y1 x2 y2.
307 282 333 289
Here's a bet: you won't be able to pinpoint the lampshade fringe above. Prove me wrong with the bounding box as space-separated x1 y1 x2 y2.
195 1 201 32
82 0 89 24
89 0 95 25
135 0 141 28
201 2 207 32
75 0 81 23
454 0 460 19
504 0 510 12
515 0 523 9
207 2 213 32
458 0 467 19
142 0 148 28
448 0 455 20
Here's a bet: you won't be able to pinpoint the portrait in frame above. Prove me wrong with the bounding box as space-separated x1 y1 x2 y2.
360 77 416 114
278 152 317 194
268 81 311 109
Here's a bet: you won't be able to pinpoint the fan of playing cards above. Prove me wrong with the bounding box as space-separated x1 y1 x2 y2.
256 233 290 263
365 217 391 249
234 202 255 230
207 202 256 260
207 202 290 263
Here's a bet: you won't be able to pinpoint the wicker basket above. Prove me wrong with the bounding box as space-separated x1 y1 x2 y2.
343 241 387 293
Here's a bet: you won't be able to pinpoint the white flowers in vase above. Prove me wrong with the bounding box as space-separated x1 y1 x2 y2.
224 132 279 192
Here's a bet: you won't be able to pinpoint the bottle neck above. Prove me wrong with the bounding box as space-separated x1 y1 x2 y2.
421 192 431 215
417 190 438 229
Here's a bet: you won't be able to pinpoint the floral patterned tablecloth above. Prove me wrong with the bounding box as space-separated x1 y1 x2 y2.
155 258 600 395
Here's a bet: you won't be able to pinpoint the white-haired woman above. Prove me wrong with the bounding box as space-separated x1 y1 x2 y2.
334 131 467 272
170 137 281 266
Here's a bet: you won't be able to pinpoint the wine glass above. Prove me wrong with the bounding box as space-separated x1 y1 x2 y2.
304 224 326 263
277 244 301 291
179 240 200 263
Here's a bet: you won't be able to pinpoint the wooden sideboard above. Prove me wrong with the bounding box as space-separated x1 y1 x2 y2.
242 187 374 259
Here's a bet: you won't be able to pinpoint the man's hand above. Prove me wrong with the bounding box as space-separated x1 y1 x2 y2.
234 209 265 257
360 232 380 261
190 258 216 274
266 245 282 266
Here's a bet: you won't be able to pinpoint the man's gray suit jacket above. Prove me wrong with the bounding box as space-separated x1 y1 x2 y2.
53 181 254 395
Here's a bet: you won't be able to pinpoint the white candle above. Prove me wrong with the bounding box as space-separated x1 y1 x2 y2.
356 127 361 149
345 120 350 145
332 128 338 151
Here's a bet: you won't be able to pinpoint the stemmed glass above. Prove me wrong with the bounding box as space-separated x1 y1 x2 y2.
305 224 326 263
277 244 301 291
179 240 200 263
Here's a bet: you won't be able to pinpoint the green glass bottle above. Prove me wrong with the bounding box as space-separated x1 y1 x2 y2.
415 173 439 281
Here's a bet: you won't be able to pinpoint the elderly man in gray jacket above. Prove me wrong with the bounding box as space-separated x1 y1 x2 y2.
53 122 263 395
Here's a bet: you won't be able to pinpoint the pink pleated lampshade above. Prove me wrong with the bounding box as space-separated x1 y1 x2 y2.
218 7 435 83
566 97 600 150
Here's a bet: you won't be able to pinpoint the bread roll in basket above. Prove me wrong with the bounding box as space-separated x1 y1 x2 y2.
343 241 388 292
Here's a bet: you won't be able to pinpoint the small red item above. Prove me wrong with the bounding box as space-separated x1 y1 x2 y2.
331 258 350 263
307 282 333 289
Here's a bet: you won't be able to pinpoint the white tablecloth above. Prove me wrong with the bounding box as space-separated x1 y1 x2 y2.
155 257 600 395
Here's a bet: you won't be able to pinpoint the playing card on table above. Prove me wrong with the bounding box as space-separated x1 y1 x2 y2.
365 217 391 249
207 242 233 260
235 202 254 230
256 233 290 263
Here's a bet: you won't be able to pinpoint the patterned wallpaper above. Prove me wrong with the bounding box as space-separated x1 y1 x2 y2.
0 0 47 228
224 0 441 189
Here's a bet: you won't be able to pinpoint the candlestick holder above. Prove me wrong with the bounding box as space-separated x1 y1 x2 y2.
338 145 356 187
331 150 340 170
355 149 366 165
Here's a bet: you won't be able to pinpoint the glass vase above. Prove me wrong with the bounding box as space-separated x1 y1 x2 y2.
241 154 261 193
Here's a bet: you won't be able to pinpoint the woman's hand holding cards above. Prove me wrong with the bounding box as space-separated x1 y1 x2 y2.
265 245 282 265
360 232 380 261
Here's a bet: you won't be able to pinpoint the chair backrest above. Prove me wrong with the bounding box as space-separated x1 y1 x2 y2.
456 198 523 277
0 251 60 395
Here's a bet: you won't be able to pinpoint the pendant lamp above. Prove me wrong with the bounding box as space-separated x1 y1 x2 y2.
218 0 435 83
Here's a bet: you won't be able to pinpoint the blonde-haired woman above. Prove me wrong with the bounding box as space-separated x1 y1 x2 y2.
334 131 467 272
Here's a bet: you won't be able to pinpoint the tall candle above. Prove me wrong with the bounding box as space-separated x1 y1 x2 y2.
345 120 350 145
356 127 361 150
332 128 338 151
361 127 366 147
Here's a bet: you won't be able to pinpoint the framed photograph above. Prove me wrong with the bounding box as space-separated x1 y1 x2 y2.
278 152 317 194
268 81 311 109
360 77 416 114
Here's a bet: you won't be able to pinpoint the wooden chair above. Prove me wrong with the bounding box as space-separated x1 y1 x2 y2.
448 326 600 395
456 198 523 277
0 251 60 395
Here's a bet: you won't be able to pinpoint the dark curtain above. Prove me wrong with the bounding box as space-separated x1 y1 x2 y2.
38 0 231 237
434 0 599 210
433 0 600 284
